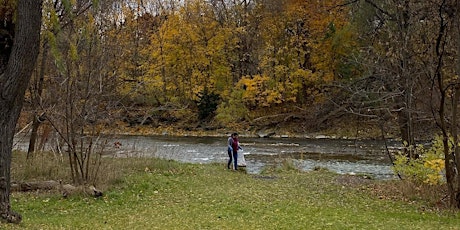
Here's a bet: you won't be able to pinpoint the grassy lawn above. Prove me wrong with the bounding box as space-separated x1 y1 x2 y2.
4 158 460 229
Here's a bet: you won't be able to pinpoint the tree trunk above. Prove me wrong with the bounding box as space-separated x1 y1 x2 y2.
454 0 460 208
27 42 49 158
397 0 416 159
0 0 42 223
452 84 460 208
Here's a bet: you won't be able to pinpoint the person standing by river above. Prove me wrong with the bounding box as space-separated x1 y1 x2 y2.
227 133 234 169
231 133 242 170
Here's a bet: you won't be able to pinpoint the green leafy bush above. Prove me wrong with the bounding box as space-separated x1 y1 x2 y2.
215 89 248 125
392 135 446 185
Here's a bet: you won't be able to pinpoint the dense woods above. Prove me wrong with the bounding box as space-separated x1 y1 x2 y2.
3 0 460 222
24 0 358 136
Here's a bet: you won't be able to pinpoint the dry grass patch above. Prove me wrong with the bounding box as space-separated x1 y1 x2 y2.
11 150 170 193
367 179 449 210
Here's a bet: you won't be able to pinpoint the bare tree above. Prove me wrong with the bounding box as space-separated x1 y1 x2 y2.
26 0 95 157
38 1 125 186
429 0 460 208
343 0 460 208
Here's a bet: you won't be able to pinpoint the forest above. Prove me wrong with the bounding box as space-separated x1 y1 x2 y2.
18 0 359 137
11 0 454 140
2 0 460 220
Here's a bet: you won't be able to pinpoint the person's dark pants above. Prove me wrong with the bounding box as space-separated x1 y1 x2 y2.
233 150 238 170
227 149 233 169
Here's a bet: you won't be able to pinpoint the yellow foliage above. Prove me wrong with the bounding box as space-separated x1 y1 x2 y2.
424 159 445 172
266 89 283 105
423 159 445 185
284 0 354 82
424 174 443 185
238 74 296 108
109 0 356 113
239 75 271 107
393 136 447 185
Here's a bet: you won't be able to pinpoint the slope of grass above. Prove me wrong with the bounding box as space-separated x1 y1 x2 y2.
4 159 460 229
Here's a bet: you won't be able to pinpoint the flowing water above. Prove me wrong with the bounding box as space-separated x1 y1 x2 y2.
105 135 399 179
14 134 401 180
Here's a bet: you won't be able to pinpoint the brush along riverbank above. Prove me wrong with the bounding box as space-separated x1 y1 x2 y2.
5 157 460 229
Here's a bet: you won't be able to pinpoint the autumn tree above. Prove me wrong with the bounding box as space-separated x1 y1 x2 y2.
140 0 237 123
393 0 460 208
131 1 356 126
230 0 353 120
106 0 156 106
0 0 42 223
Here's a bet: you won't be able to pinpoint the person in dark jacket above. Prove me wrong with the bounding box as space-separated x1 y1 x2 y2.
231 133 242 170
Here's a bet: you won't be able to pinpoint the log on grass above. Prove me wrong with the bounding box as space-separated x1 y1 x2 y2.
11 180 103 197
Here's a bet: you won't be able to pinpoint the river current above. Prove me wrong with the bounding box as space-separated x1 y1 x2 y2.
13 134 401 180
106 135 399 180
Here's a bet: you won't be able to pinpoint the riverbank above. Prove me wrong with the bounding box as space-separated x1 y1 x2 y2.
17 106 403 141
6 157 459 229
101 117 395 140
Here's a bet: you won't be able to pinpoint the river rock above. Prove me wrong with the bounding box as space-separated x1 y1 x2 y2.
257 130 275 138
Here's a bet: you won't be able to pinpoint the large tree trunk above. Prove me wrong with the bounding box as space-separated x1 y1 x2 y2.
453 0 460 208
0 0 42 223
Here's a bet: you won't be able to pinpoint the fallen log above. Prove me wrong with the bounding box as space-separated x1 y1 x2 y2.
11 180 59 192
11 180 103 198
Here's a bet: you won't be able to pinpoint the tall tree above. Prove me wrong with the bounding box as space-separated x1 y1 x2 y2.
428 0 460 208
0 0 42 223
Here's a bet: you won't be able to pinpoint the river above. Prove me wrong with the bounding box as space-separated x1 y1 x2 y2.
106 135 399 180
13 134 400 180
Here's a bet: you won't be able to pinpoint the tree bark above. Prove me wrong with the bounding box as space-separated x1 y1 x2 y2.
0 0 42 223
454 0 460 208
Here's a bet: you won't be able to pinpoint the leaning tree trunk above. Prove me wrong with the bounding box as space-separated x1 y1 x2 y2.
433 1 457 208
0 0 42 223
27 41 49 158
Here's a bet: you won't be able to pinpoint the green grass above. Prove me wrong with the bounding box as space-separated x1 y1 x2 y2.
4 159 460 229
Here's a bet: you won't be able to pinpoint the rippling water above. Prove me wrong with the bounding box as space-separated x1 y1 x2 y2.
107 135 399 179
14 134 401 180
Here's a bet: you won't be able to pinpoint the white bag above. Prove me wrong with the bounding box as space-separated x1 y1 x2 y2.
237 151 247 167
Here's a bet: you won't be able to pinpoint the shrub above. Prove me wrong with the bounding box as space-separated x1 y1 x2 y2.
215 89 248 125
392 135 446 185
196 88 220 121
